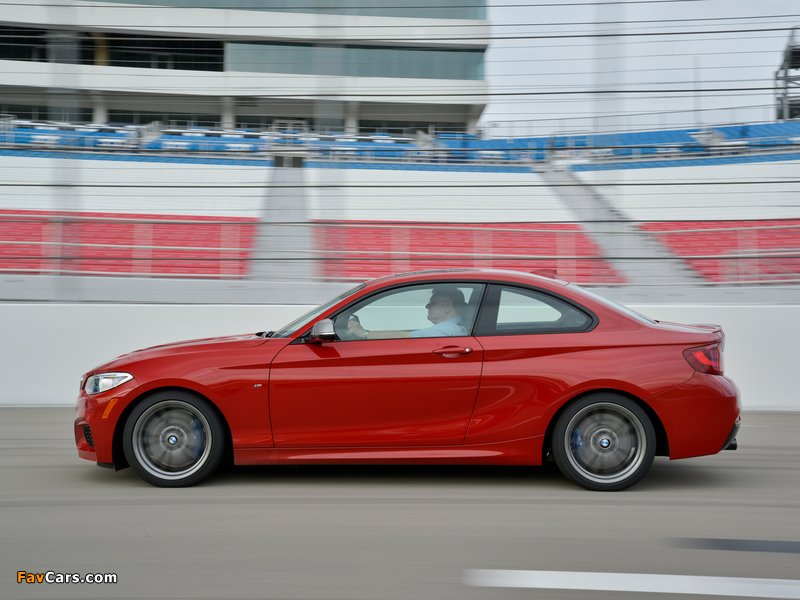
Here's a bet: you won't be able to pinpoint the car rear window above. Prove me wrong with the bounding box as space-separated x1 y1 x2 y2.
476 285 594 335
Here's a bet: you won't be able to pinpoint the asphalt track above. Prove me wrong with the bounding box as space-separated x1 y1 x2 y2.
1 408 799 600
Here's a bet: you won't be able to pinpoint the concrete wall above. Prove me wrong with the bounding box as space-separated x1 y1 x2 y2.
578 159 800 221
0 153 571 222
5 153 800 224
0 302 796 411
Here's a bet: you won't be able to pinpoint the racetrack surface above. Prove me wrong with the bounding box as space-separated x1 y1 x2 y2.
1 408 799 600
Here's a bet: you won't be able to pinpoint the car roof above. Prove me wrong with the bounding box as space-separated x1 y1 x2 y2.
363 268 569 289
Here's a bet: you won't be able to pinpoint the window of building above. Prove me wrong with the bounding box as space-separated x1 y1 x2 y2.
1 103 91 123
0 27 93 64
347 46 483 80
0 104 50 121
106 34 223 71
359 120 466 136
78 0 486 20
108 110 220 127
226 42 484 80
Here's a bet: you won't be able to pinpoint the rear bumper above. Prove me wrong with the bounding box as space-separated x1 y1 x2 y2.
650 372 741 460
722 419 740 451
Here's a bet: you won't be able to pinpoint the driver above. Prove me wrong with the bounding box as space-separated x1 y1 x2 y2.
348 286 468 340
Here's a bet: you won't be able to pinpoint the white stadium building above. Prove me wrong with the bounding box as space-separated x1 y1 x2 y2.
1 0 489 133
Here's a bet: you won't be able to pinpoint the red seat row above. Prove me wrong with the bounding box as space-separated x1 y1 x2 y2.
640 220 799 282
4 211 794 284
0 210 258 278
315 220 625 285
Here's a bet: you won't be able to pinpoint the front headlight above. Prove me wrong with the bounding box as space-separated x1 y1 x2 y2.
84 373 134 395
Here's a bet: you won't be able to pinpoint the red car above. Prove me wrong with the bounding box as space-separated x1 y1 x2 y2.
74 269 740 491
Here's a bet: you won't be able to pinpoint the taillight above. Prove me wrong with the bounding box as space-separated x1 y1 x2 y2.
684 344 723 375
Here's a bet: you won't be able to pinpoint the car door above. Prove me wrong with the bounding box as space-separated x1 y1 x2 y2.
269 283 486 447
464 283 596 445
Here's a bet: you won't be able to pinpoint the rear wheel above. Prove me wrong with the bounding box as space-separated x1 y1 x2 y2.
552 394 655 491
123 391 224 487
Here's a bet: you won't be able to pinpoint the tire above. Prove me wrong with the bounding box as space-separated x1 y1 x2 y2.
122 391 225 487
552 394 656 491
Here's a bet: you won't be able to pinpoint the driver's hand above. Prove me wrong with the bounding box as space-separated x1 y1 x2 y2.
348 320 367 339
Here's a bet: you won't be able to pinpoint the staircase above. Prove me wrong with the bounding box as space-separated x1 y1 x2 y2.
250 164 315 280
539 165 702 285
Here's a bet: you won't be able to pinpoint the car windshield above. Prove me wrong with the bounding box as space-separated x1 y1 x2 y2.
270 284 366 338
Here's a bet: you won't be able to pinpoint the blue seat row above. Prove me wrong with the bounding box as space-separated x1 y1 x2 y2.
5 120 800 163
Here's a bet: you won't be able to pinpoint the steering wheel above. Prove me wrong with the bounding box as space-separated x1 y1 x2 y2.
336 314 363 341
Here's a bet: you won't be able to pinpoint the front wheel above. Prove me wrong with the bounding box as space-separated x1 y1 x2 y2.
122 391 225 487
552 394 656 491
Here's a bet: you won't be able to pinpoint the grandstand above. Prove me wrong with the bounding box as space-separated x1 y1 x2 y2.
1 115 799 300
4 117 800 163
1 2 799 302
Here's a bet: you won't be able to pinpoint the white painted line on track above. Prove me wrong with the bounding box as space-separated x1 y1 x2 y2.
464 570 800 599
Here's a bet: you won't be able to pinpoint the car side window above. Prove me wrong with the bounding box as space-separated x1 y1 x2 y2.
333 283 485 341
475 285 593 335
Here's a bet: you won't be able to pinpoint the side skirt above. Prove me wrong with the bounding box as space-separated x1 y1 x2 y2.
233 436 544 466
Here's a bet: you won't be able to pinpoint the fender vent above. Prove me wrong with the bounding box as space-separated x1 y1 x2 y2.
83 425 94 448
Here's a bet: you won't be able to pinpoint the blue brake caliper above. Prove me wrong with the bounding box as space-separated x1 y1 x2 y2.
189 416 206 460
571 428 586 464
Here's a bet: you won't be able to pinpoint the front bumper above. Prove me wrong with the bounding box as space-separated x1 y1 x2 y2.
74 380 140 464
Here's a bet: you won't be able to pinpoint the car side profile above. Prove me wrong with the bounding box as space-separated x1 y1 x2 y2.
74 269 740 491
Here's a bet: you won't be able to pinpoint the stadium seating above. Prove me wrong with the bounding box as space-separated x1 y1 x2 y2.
314 221 625 284
3 209 796 284
640 220 800 283
5 119 800 168
0 210 258 278
3 117 800 285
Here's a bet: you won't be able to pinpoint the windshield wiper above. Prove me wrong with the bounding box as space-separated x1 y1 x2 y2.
256 331 275 338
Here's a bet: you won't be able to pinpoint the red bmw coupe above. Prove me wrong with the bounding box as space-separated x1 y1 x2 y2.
74 269 740 491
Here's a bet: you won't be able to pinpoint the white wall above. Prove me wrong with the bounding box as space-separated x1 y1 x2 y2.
1 304 304 407
0 155 269 217
578 160 800 221
0 154 571 222
7 153 800 224
0 303 796 411
628 304 797 411
306 168 571 222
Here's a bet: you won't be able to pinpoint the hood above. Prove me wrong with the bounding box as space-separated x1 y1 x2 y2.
94 333 269 371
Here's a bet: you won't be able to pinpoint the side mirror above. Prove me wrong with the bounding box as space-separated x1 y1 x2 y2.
307 319 336 344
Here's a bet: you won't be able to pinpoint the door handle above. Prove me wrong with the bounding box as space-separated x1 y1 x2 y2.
433 346 473 356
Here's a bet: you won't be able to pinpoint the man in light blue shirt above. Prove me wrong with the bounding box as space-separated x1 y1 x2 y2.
349 286 468 339
409 289 467 337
